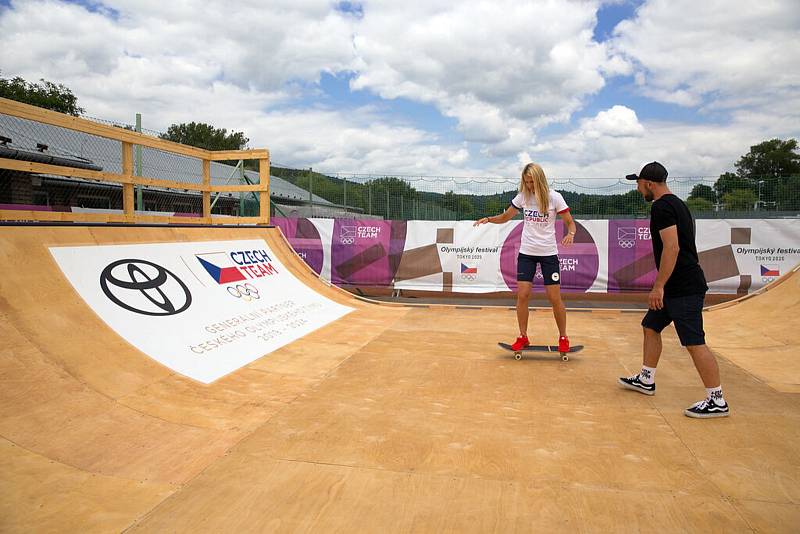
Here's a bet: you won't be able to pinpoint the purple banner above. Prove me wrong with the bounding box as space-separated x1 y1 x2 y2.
607 220 656 292
272 218 325 275
500 221 600 292
330 220 407 286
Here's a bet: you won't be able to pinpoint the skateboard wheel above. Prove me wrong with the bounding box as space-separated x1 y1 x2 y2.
561 354 569 362
514 352 522 360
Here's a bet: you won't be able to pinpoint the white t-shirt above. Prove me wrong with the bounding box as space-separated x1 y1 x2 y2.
511 190 569 256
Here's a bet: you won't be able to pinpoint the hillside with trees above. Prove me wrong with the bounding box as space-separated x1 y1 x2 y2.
689 138 800 212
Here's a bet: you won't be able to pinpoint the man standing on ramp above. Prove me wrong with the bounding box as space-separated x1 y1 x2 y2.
618 162 730 418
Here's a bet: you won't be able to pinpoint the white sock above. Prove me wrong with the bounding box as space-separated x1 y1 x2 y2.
707 386 725 405
639 366 656 384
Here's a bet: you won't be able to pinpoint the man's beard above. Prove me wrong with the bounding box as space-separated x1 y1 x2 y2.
643 190 654 202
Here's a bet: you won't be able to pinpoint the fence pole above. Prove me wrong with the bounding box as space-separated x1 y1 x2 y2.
308 167 313 217
258 154 270 224
386 188 389 220
202 159 211 223
122 142 134 222
239 159 245 216
343 174 347 214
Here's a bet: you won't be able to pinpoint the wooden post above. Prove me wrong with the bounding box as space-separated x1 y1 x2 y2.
135 113 143 211
259 154 270 225
121 142 134 222
202 159 211 223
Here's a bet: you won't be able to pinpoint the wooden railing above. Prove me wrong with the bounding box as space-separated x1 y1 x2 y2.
0 97 270 225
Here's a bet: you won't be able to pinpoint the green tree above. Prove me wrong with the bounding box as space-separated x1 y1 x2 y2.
689 184 715 203
686 197 714 213
456 196 474 219
0 71 84 115
619 189 649 216
485 197 505 216
735 138 800 178
160 122 249 151
722 189 758 211
718 138 800 210
714 172 753 201
776 175 800 211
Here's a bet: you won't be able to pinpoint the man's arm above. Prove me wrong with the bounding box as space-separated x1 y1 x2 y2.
649 225 679 310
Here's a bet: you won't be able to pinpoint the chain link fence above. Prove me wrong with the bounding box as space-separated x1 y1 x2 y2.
2 108 798 221
272 167 800 220
0 111 264 218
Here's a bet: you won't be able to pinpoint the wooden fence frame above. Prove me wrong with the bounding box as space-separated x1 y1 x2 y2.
0 97 270 225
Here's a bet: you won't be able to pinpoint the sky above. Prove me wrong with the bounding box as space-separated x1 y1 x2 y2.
1 0 799 181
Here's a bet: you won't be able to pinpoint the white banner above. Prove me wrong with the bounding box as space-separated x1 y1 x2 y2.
393 219 607 293
393 221 505 293
275 217 799 294
696 219 800 294
50 239 353 383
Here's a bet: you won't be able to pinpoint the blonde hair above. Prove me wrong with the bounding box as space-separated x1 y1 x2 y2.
519 162 550 214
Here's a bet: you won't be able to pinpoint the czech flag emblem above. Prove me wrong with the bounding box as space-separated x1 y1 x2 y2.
760 265 780 277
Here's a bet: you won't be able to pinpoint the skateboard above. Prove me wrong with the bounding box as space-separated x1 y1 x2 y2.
498 342 584 361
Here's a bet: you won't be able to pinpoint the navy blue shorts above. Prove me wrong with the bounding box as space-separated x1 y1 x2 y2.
517 253 560 285
641 293 706 346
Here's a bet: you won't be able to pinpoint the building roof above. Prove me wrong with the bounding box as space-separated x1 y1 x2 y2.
0 113 334 206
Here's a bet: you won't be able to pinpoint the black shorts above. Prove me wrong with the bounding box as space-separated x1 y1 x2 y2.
641 293 706 346
517 253 561 285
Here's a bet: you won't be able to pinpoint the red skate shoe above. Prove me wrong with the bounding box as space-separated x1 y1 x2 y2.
511 335 530 351
558 336 570 354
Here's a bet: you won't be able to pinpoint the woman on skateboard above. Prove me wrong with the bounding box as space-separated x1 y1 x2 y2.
474 162 576 353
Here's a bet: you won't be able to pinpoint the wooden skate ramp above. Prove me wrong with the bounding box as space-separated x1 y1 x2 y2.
1 224 798 533
704 264 800 393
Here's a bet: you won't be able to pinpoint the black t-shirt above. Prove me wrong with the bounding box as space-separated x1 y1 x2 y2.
650 194 708 297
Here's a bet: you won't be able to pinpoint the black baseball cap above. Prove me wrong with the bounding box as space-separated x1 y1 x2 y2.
626 161 668 182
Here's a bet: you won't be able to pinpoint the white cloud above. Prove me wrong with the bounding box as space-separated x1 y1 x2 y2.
528 104 797 182
1 0 798 182
579 105 644 138
350 0 625 142
611 0 800 112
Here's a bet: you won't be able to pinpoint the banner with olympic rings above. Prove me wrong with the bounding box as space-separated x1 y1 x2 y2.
274 217 800 295
49 239 354 384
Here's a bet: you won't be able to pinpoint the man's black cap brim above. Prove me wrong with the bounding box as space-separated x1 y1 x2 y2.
625 174 638 180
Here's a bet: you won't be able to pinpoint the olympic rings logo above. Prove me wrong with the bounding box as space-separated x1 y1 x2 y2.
619 240 635 248
340 238 355 245
461 274 476 281
226 283 260 302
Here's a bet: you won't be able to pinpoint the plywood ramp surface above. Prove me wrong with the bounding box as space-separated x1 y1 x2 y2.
1 225 798 533
704 265 800 392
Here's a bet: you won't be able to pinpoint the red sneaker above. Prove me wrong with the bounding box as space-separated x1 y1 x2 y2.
511 335 530 351
558 336 570 353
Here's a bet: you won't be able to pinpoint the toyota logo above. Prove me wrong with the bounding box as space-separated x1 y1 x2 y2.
100 259 192 316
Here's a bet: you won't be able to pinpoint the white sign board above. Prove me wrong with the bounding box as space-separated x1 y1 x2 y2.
50 239 354 383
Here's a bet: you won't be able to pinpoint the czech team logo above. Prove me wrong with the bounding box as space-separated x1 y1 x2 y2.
195 249 279 285
340 225 356 245
617 227 636 248
196 252 247 284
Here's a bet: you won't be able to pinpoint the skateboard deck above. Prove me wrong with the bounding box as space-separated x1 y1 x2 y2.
498 342 584 361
